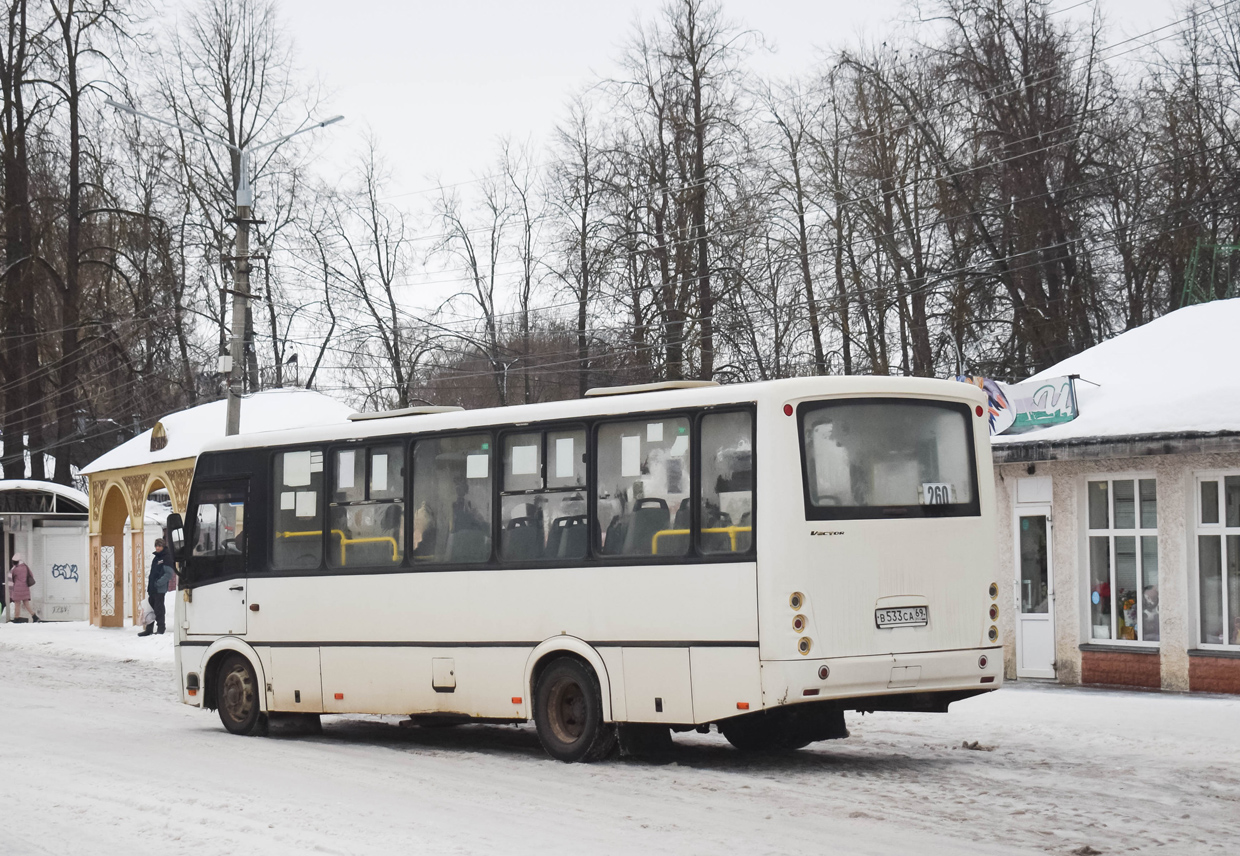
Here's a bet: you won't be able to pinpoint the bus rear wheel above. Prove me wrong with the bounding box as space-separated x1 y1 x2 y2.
216 654 267 736
533 657 615 763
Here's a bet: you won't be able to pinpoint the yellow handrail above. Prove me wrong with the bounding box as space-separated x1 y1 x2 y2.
651 526 752 554
276 529 400 565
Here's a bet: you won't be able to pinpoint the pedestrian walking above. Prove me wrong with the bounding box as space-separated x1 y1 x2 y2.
7 553 40 623
139 539 175 637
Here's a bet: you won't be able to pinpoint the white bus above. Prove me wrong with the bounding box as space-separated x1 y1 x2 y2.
167 377 1002 762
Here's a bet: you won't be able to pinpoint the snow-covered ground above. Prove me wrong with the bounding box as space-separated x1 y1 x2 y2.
2 623 1237 855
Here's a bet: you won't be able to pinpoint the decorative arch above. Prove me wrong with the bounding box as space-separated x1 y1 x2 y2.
92 483 131 628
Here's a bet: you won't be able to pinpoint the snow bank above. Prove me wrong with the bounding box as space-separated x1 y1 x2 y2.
995 298 1240 444
82 389 353 474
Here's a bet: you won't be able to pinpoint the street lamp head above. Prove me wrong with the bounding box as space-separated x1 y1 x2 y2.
318 115 345 128
104 97 138 116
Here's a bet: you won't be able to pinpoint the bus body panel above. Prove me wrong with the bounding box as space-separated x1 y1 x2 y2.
174 377 1000 731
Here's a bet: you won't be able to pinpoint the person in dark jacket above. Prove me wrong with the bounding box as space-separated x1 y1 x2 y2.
139 539 175 636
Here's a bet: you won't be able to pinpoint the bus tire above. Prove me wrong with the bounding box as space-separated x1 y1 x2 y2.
533 657 616 763
720 713 810 752
217 653 268 737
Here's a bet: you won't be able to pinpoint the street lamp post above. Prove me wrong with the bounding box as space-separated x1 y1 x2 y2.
105 99 342 435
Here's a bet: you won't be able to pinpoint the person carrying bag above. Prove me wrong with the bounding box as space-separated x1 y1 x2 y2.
138 539 175 636
7 553 40 622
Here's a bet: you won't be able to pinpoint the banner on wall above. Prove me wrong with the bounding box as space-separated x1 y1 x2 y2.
955 375 1079 435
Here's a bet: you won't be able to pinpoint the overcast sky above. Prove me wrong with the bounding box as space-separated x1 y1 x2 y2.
271 0 1175 197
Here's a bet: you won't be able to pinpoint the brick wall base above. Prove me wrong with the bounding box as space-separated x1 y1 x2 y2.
1080 650 1161 689
1188 655 1240 694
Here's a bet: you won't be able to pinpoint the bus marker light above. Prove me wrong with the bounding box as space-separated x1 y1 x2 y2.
736 702 750 710
976 405 984 417
334 693 344 700
783 404 793 416
802 688 820 697
511 697 522 705
818 665 830 680
978 655 988 669
981 676 995 683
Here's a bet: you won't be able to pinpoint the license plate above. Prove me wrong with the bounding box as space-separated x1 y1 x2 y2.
876 606 928 628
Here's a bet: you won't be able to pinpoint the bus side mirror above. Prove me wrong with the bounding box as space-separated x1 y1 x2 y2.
166 513 186 566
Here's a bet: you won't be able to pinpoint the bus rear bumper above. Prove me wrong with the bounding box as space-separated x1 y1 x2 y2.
760 645 1004 710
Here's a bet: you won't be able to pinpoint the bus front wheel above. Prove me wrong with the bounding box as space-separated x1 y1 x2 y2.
533 657 616 763
216 653 268 736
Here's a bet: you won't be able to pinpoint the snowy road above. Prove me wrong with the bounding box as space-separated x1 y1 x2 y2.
1 624 1237 856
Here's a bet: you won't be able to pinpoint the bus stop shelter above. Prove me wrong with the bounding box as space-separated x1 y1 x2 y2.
80 390 352 627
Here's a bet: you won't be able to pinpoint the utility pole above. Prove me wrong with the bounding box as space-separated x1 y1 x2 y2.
105 100 342 434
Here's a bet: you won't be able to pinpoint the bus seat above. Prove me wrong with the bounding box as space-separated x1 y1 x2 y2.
550 515 588 559
446 529 490 563
624 498 670 555
601 515 628 555
674 498 691 529
502 516 544 562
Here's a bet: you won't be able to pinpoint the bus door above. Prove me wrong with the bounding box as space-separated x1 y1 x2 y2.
183 480 250 637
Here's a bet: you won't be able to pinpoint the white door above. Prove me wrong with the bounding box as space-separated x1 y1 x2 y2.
1015 507 1055 678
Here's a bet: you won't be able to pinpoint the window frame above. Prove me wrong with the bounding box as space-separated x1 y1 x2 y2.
184 477 250 587
250 403 759 578
589 405 756 565
268 446 327 575
1082 473 1160 648
796 397 982 521
1193 471 1240 650
496 421 590 567
325 441 408 570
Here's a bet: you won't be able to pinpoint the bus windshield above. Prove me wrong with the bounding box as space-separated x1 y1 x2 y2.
799 399 978 519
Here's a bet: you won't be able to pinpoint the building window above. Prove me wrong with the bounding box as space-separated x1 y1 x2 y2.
1196 476 1240 647
1086 478 1159 643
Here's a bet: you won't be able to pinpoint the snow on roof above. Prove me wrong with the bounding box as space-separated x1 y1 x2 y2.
81 389 353 475
995 299 1240 445
0 479 89 506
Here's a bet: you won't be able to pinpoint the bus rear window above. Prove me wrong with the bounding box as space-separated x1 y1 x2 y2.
798 399 979 520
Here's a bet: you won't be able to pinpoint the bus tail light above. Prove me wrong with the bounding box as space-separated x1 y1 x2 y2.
798 637 813 655
978 655 988 669
989 604 999 620
989 582 999 599
803 688 820 697
792 614 806 632
981 676 995 683
789 592 804 610
818 665 830 680
987 626 998 642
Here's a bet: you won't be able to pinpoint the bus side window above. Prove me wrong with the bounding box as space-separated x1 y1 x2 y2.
499 428 587 563
328 444 405 569
699 411 754 555
413 434 493 564
272 449 324 570
595 417 691 558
